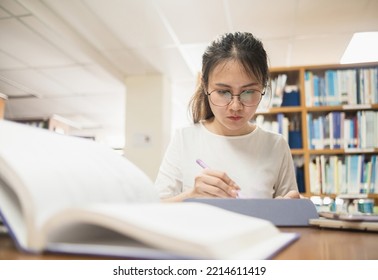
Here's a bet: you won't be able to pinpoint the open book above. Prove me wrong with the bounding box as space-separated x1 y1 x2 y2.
0 120 298 259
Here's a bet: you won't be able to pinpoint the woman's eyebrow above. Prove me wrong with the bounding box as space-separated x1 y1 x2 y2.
214 83 231 88
214 82 259 88
241 82 259 88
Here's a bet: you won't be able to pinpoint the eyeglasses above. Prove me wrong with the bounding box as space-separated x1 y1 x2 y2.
206 89 265 107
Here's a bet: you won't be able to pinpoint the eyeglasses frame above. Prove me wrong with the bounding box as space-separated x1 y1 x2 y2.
205 88 265 107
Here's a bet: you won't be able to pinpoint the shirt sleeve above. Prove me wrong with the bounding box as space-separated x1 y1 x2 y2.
273 137 299 197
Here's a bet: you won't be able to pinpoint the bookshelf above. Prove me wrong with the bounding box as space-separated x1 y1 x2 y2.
255 62 378 203
6 115 82 135
8 117 51 129
6 115 97 143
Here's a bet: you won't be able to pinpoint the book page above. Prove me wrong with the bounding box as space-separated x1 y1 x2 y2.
42 202 298 259
0 175 28 249
0 120 159 249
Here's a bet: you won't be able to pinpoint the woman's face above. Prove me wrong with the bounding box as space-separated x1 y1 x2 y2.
206 60 263 136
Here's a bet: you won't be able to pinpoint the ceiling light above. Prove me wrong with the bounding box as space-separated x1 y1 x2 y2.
340 32 378 64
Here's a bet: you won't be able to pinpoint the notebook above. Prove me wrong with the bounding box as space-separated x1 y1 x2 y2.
184 198 319 226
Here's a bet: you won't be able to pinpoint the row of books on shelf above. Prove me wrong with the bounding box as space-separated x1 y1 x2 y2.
309 154 377 196
268 74 287 107
307 110 378 150
254 114 302 149
265 74 300 108
304 67 378 106
293 156 305 193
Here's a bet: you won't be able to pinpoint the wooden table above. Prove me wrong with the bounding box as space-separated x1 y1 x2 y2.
1 227 377 260
276 227 378 259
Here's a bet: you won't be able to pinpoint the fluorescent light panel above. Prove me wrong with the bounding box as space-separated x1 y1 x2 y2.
340 32 378 64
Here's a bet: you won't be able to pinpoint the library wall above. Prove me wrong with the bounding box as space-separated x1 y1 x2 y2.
124 74 172 181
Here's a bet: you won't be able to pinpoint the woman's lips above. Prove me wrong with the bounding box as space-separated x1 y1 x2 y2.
228 116 242 121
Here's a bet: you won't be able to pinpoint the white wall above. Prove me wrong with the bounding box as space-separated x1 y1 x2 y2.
123 74 171 181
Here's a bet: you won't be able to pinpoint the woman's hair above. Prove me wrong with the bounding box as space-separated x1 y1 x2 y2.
189 32 269 123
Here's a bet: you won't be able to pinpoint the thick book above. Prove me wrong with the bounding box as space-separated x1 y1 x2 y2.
0 120 298 259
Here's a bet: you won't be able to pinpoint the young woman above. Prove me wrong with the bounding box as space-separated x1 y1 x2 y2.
155 32 300 202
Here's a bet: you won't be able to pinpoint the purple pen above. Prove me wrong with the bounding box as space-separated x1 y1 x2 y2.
196 159 209 169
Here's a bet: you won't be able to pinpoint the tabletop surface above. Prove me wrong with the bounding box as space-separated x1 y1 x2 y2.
1 227 377 260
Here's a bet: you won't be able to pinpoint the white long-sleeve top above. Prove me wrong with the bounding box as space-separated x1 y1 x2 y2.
155 122 298 199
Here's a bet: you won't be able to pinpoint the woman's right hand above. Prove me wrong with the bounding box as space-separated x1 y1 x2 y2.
190 168 240 198
161 169 240 202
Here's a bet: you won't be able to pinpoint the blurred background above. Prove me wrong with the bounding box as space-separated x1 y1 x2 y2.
0 0 377 178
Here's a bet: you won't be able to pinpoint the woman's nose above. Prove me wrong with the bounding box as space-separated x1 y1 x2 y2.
229 95 243 109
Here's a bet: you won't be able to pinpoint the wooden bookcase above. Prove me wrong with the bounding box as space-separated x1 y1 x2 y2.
256 62 378 203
